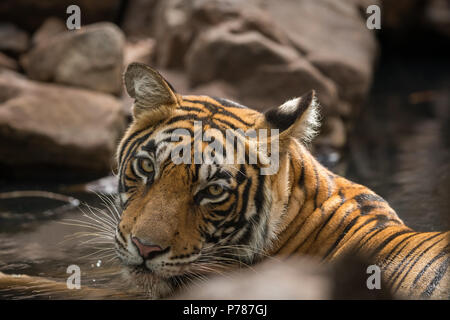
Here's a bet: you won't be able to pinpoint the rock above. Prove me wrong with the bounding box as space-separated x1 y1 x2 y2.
257 0 378 109
239 59 338 112
124 38 155 67
149 0 379 150
176 255 394 299
21 22 125 95
0 0 122 31
0 23 29 54
0 52 18 71
153 0 290 68
315 116 347 149
31 17 66 46
122 0 160 39
308 53 373 109
0 70 126 177
185 21 299 86
176 257 332 299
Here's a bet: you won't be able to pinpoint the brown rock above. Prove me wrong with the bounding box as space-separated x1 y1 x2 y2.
308 53 373 109
257 0 378 108
0 52 18 71
176 255 394 299
0 23 29 54
315 116 347 149
0 70 126 176
176 257 332 299
186 21 299 86
31 17 66 46
153 0 290 68
239 59 338 112
124 38 155 68
122 0 160 39
21 22 125 95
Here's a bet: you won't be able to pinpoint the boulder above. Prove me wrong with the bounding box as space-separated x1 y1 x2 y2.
177 255 393 299
21 22 125 95
239 59 338 112
149 0 379 150
123 38 155 67
0 70 126 177
153 0 290 68
0 53 18 71
31 17 66 46
0 23 29 54
186 21 299 86
122 0 161 39
256 0 378 109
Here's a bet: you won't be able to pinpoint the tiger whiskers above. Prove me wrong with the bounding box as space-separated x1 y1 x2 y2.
59 192 121 267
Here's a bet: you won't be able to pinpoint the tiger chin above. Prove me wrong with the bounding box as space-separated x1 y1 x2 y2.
114 62 449 300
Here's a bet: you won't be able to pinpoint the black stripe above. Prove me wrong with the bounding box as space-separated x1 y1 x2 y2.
388 233 443 286
312 160 320 208
354 227 386 253
382 232 419 265
421 257 449 298
312 192 345 243
322 215 360 260
412 245 449 288
183 99 254 127
393 237 444 293
353 193 385 205
369 230 414 260
118 127 150 163
179 105 205 113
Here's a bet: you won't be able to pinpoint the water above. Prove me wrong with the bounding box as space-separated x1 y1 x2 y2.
0 178 134 299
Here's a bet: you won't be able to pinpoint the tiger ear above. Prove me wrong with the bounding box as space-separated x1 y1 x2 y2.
260 90 320 146
124 62 178 119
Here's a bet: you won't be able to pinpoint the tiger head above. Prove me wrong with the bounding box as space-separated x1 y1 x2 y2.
115 63 320 297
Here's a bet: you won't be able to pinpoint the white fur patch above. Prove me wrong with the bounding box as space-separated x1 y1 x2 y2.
289 95 321 144
278 97 301 114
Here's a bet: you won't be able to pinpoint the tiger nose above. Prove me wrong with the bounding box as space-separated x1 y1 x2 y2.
131 236 163 259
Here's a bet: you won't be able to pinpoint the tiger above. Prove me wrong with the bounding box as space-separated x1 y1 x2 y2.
113 62 449 300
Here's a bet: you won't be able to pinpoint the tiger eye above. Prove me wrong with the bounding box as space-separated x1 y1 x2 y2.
140 158 154 174
208 185 223 196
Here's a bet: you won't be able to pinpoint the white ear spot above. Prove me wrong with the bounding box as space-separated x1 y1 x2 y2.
294 95 320 144
265 90 321 144
278 97 301 114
